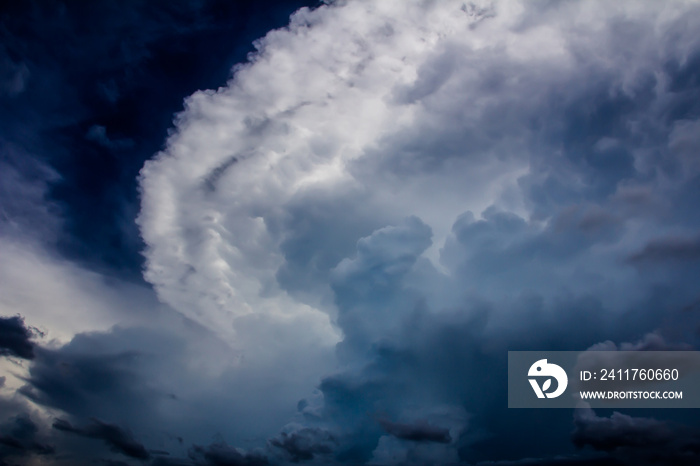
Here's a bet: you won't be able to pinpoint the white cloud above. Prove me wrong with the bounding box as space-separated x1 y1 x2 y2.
135 0 700 460
137 0 554 340
139 0 698 342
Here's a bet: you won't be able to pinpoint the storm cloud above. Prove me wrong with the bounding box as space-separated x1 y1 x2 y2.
0 414 54 463
52 418 151 460
2 0 700 464
378 419 452 444
572 406 700 466
0 315 38 360
135 1 700 462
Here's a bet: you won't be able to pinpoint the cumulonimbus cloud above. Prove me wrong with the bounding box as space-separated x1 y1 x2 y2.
138 0 700 343
137 0 700 462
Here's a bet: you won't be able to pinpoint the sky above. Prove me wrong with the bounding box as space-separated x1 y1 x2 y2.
2 0 700 465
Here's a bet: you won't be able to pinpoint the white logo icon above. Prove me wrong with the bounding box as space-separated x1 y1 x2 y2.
528 359 568 399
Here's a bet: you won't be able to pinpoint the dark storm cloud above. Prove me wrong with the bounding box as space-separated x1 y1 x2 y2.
151 459 196 466
283 169 700 461
272 188 391 303
2 316 328 465
572 409 673 452
378 419 451 444
7 330 167 463
305 291 616 463
330 216 433 359
475 455 623 466
53 418 150 460
19 344 148 420
0 315 38 360
0 414 54 462
189 441 269 466
287 202 638 463
142 7 700 453
12 323 199 463
627 235 700 266
146 440 272 466
269 428 336 463
572 407 700 466
441 206 623 287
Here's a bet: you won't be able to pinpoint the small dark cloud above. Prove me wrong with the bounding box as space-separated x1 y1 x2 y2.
627 235 700 265
572 406 700 466
19 347 143 419
461 2 496 27
0 315 38 360
572 408 673 452
151 458 196 466
85 124 135 150
53 418 150 460
0 44 29 97
378 418 451 444
475 455 623 466
268 427 336 463
0 414 54 462
188 440 269 466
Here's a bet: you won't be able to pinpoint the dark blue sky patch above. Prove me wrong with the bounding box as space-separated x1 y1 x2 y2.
0 0 318 279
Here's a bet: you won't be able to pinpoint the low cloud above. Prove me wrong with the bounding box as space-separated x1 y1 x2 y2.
0 315 39 360
53 418 150 460
188 441 269 466
378 419 451 444
572 406 700 466
269 427 336 463
0 414 54 463
627 235 700 266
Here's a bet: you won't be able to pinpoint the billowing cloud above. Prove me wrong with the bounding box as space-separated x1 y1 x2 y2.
1 0 699 464
134 0 700 463
139 0 700 342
